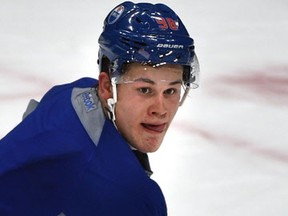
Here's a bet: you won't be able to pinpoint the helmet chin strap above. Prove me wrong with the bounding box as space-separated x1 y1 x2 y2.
106 77 118 129
107 77 138 151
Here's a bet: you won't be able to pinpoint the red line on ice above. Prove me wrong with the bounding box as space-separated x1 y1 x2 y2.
173 121 288 164
207 65 288 105
0 68 52 100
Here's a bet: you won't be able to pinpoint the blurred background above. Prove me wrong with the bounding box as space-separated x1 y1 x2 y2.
1 0 288 215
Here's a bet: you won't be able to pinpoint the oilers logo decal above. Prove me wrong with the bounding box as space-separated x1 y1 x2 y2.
108 5 125 24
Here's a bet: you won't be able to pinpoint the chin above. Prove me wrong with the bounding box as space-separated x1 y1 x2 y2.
140 140 163 153
147 145 161 153
130 134 164 153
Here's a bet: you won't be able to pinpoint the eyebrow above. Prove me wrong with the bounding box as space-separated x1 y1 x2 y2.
133 77 182 85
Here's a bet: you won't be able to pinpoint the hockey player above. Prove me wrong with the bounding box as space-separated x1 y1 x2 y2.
0 1 199 215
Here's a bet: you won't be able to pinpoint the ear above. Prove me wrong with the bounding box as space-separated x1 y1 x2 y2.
98 72 112 100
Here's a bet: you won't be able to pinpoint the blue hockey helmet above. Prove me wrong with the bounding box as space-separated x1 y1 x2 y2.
98 1 199 89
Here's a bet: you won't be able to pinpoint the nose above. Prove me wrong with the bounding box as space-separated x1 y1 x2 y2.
148 94 167 118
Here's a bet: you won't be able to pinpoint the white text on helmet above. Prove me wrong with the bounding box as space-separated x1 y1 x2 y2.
157 44 184 49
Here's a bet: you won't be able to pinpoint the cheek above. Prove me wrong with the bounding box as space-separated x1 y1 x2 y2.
172 104 180 115
166 101 180 118
116 87 146 118
115 96 141 129
117 93 138 113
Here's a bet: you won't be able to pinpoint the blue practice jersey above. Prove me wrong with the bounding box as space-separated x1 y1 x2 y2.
0 78 167 216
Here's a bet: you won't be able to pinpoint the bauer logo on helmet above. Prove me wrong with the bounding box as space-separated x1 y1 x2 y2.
156 44 184 49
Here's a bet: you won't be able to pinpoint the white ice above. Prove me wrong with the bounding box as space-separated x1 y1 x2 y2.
1 0 288 215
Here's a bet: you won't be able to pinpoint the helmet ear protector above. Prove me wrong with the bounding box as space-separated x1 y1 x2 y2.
98 1 199 106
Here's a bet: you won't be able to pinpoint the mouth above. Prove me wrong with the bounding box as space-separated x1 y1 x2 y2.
141 123 167 133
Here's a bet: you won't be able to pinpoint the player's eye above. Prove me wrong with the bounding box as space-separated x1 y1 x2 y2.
164 88 177 95
138 87 152 94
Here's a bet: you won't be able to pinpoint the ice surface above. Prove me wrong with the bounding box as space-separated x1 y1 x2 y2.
1 0 288 215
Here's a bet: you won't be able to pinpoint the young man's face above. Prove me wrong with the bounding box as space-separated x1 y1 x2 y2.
115 63 183 153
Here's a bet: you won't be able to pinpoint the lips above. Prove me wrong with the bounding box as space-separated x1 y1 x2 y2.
141 123 167 133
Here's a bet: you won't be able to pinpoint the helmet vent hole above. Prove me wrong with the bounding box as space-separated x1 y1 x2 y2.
135 17 142 23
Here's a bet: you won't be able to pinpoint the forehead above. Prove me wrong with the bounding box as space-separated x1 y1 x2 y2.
122 63 183 80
